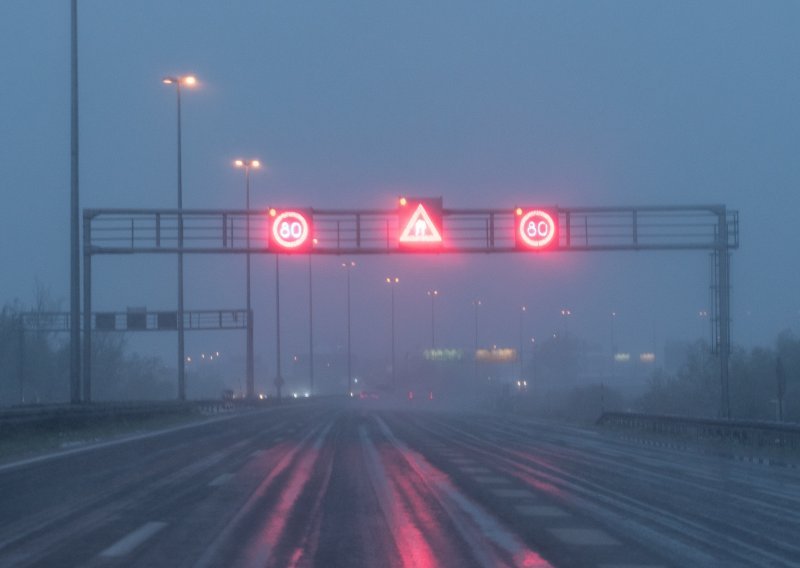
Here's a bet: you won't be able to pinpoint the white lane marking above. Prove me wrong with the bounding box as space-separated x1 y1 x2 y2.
473 475 511 485
209 473 234 487
460 466 490 474
515 505 568 518
598 564 666 568
549 528 619 546
99 521 167 558
250 449 265 458
491 488 536 499
450 458 475 464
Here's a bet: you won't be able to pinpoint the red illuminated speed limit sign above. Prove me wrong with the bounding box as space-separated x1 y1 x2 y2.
515 208 557 250
269 209 313 252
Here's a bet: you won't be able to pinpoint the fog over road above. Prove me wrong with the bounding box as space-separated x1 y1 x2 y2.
1 400 798 567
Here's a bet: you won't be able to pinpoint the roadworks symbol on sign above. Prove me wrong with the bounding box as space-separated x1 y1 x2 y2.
399 204 443 243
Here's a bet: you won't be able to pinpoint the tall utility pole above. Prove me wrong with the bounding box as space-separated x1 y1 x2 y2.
70 0 81 403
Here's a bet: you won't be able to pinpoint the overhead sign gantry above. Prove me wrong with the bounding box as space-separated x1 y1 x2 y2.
82 199 738 416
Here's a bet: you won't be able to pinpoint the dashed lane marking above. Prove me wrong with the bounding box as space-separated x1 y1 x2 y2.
548 528 619 546
491 488 536 499
99 521 167 558
209 473 234 487
460 466 491 474
599 564 666 568
473 475 511 485
515 505 568 517
250 450 265 458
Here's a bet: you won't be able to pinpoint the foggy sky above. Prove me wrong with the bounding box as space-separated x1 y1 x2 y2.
1 1 799 387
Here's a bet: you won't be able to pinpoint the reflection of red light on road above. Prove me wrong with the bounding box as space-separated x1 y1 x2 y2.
408 391 414 400
380 448 438 568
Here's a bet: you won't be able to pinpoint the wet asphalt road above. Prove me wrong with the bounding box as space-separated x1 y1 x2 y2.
1 399 799 567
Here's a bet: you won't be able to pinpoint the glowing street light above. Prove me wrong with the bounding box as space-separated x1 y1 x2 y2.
162 73 197 401
427 289 439 349
560 307 572 334
233 158 261 399
386 277 400 387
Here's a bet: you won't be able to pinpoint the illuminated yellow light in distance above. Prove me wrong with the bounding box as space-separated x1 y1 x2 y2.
399 197 407 207
269 208 277 217
183 75 197 86
515 207 523 216
234 159 244 167
251 160 261 168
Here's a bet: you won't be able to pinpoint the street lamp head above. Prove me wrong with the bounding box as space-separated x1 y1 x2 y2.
234 158 261 169
162 75 198 87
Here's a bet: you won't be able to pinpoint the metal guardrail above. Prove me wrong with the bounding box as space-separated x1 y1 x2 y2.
597 412 800 451
0 401 233 430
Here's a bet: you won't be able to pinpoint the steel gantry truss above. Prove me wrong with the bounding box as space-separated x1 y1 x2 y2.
82 204 739 416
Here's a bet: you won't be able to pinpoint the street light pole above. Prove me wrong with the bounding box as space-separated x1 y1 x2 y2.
234 159 261 399
387 278 399 388
519 305 526 379
275 255 284 401
162 74 196 401
308 255 314 395
342 261 356 395
427 290 438 349
473 299 481 385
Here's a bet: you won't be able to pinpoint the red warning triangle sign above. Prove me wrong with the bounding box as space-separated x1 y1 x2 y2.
399 203 443 243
